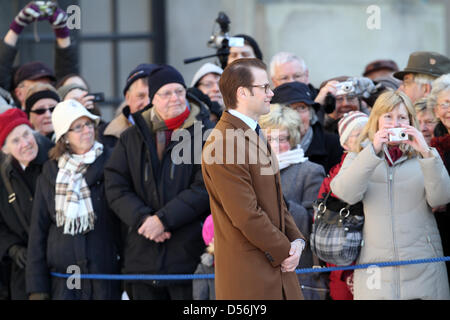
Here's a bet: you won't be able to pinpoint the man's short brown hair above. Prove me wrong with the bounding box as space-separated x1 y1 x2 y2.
219 58 267 109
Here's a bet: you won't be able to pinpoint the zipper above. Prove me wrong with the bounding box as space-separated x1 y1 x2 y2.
387 164 400 299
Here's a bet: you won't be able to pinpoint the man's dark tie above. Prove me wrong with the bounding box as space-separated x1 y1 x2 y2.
255 124 261 136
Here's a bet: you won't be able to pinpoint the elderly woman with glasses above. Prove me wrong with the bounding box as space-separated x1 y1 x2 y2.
331 90 450 300
24 83 60 141
26 100 121 300
414 97 438 145
0 108 53 299
259 104 327 299
429 74 450 284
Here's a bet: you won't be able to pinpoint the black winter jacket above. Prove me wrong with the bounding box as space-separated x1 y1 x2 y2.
0 133 53 299
26 147 121 300
104 98 213 283
305 122 343 174
0 133 53 259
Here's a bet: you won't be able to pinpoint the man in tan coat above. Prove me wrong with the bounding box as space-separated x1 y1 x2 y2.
201 58 305 300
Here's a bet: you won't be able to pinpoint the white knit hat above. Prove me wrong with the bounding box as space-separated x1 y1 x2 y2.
338 111 369 147
52 99 100 142
190 62 223 87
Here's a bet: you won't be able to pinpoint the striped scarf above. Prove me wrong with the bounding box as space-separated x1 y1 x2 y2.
55 142 103 235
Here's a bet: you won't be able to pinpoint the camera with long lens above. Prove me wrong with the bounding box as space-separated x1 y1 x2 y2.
323 77 376 114
184 12 244 69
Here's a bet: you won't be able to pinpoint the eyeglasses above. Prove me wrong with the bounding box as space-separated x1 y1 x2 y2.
68 121 95 133
30 106 55 115
198 81 219 89
437 101 450 110
249 83 271 94
266 135 290 144
155 88 186 100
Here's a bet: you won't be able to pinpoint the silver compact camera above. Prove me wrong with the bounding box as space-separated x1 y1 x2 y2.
335 80 355 96
389 128 408 142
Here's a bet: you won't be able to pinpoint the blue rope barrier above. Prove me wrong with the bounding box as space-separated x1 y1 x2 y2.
51 256 450 281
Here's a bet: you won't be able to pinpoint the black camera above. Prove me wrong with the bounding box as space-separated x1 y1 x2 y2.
88 92 105 103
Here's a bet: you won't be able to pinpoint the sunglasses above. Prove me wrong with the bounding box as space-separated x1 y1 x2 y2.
29 106 55 115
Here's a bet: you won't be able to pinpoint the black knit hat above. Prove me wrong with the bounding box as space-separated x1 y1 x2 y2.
148 65 186 102
234 34 263 60
123 63 158 96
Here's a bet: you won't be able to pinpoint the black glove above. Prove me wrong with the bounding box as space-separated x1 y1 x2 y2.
187 87 223 118
8 245 27 269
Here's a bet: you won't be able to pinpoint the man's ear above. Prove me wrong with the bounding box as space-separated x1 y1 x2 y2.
14 86 26 107
125 90 131 104
238 86 247 98
422 83 432 96
1 143 9 155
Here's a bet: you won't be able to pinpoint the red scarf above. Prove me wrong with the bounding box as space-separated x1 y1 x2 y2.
431 134 450 161
386 146 403 166
164 106 190 130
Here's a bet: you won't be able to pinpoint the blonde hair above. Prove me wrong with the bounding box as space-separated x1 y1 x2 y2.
356 90 418 157
259 104 302 148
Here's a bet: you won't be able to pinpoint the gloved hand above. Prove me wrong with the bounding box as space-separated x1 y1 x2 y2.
187 87 223 118
48 6 69 38
29 292 50 300
9 2 41 35
8 245 27 269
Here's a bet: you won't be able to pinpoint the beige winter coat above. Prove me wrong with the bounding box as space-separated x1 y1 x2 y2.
331 144 450 300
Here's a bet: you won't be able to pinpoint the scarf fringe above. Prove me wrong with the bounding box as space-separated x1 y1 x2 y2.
56 210 95 236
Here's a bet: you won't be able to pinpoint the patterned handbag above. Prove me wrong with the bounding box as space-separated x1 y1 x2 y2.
310 191 364 266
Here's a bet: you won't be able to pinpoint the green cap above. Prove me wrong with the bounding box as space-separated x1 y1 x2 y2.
393 51 450 80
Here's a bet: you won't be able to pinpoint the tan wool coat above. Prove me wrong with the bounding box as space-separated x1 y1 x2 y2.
201 111 304 300
331 144 450 300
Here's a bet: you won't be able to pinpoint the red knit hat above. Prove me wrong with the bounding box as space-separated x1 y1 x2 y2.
0 108 32 147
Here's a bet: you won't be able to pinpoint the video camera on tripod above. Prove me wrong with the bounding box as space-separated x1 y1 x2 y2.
184 12 244 69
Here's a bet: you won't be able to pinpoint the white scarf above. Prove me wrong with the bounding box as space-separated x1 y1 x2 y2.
276 144 308 171
55 142 103 235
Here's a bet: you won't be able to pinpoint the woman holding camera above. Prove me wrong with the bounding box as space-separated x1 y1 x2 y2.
330 90 450 300
26 100 121 300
